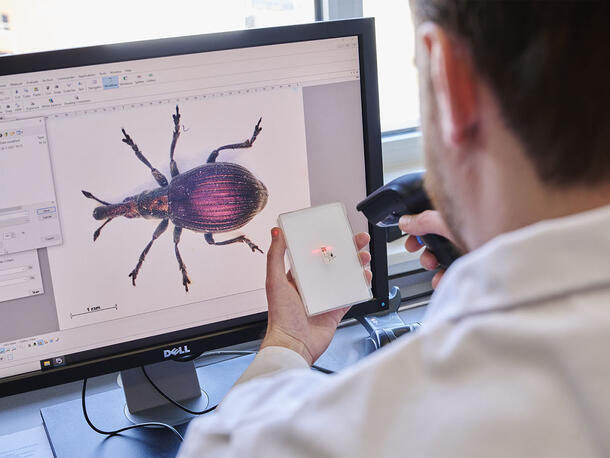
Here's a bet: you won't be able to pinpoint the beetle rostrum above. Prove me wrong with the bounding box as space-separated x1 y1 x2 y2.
82 105 268 292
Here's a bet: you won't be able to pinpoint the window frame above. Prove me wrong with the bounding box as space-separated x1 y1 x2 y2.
318 0 433 298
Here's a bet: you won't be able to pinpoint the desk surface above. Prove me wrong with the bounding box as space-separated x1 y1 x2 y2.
0 305 426 450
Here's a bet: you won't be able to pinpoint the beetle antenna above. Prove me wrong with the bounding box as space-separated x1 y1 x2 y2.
93 218 114 241
82 190 111 206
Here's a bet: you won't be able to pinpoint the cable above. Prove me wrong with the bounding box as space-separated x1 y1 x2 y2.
82 349 334 442
82 349 257 442
139 350 259 416
141 366 217 415
81 377 184 442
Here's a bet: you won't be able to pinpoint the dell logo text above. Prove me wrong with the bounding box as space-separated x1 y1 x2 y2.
163 345 191 358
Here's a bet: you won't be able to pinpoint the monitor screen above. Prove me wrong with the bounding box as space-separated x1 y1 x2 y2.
0 19 386 394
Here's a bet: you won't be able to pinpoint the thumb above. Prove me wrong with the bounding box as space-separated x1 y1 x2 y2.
398 210 454 241
266 227 287 283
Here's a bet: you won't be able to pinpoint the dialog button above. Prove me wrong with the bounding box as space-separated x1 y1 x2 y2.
36 206 56 215
41 234 60 243
39 213 57 222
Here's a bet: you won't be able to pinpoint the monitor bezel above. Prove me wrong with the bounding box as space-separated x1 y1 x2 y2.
0 17 388 397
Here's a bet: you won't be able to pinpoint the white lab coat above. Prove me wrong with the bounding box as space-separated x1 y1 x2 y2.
178 205 610 458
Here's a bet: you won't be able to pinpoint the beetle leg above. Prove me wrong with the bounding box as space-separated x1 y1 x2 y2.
169 105 181 178
173 226 191 292
93 218 113 241
206 117 263 163
121 128 169 187
128 219 169 286
204 233 263 254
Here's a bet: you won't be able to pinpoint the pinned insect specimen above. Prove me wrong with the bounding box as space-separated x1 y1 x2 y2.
82 106 268 292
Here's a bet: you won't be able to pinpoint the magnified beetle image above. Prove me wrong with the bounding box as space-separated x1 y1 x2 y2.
82 105 268 292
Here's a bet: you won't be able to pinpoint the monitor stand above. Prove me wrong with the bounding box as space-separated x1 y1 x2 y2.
40 355 257 457
357 286 422 349
118 359 209 426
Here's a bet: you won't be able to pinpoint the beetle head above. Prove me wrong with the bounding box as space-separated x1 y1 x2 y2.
137 188 169 219
92 195 140 220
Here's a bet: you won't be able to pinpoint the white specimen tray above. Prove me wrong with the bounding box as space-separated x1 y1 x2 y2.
278 202 372 316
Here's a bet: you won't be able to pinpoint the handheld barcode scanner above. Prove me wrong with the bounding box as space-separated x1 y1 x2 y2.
356 171 461 269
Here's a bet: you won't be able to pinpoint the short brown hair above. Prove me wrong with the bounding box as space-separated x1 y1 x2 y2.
412 0 610 187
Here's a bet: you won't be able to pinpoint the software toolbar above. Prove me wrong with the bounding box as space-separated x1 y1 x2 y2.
0 72 159 115
0 36 359 119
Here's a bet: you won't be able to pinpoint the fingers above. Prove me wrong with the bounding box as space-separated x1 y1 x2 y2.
405 234 423 253
404 235 440 271
354 232 370 250
266 227 287 285
364 269 372 285
353 232 372 285
358 250 371 266
420 248 439 270
431 270 444 289
398 210 454 242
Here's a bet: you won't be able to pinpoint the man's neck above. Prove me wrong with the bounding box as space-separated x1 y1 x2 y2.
463 144 610 250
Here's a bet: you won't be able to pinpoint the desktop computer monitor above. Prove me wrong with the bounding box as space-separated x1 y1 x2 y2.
0 18 387 398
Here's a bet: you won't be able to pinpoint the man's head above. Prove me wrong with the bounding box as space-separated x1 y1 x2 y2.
410 1 610 250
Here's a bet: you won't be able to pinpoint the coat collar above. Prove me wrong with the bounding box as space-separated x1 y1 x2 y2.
424 205 610 326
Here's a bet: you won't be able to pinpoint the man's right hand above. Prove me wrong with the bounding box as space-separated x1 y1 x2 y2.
398 210 454 289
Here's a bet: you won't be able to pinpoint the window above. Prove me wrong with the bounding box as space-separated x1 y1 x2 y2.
362 0 419 132
321 0 420 132
321 0 428 280
321 0 425 188
0 0 315 54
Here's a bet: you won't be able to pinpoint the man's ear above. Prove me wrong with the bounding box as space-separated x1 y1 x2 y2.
418 22 479 148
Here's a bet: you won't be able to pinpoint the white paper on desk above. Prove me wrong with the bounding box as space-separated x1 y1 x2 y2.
0 426 53 458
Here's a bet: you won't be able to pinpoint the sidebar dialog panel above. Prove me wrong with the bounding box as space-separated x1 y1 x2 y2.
0 117 63 255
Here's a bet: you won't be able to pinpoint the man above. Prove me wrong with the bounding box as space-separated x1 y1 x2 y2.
179 1 610 456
